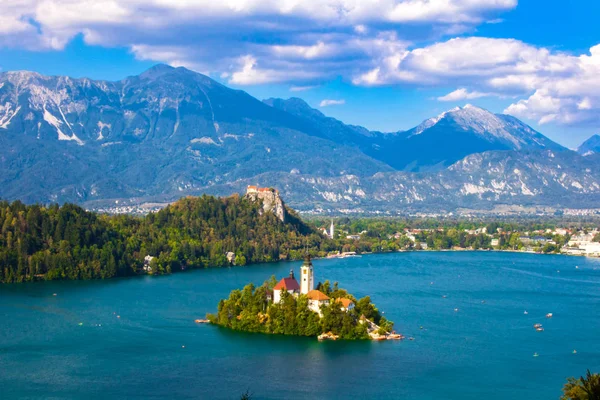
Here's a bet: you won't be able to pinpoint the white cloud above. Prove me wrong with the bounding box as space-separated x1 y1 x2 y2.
320 99 346 107
272 42 335 60
437 88 492 101
352 36 600 126
290 85 320 92
0 0 515 81
354 24 368 34
229 55 319 85
6 1 600 127
386 0 517 23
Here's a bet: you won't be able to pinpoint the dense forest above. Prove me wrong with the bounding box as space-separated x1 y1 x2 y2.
210 277 393 340
0 195 331 283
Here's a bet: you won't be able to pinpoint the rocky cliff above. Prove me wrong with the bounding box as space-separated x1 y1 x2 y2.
245 187 287 222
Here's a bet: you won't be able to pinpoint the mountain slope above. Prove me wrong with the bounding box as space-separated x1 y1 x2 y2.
265 99 565 172
0 65 591 212
210 150 599 212
0 65 393 204
577 134 600 156
380 104 566 171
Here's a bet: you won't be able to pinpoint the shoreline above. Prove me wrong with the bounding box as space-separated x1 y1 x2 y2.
3 248 596 286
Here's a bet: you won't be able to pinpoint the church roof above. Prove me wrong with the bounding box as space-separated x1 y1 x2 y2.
306 290 330 301
273 277 300 291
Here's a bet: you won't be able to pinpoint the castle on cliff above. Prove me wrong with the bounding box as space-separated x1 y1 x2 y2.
245 186 287 222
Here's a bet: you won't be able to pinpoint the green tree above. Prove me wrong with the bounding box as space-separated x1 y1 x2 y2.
561 370 600 400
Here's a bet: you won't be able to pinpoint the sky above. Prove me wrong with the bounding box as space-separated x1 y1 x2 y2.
0 0 599 148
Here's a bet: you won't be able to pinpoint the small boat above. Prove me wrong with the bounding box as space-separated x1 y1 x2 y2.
536 327 544 332
195 319 210 324
524 311 529 315
533 323 543 329
52 293 57 296
388 334 404 340
442 295 447 298
454 308 459 312
576 266 579 269
408 337 415 341
573 350 577 354
546 313 553 318
533 352 539 357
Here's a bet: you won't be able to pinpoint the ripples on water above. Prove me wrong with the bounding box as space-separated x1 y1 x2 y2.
1 252 599 400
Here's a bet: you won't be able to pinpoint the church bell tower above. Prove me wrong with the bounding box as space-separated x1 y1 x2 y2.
300 255 314 295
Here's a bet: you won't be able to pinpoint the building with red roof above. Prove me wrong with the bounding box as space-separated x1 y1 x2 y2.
306 290 330 316
273 270 300 303
336 298 355 311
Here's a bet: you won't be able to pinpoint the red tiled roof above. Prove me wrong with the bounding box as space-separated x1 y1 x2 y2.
273 277 300 291
306 290 330 301
337 298 354 308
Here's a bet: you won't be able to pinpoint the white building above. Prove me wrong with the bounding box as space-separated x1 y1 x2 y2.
581 242 600 256
273 270 300 304
337 298 355 312
307 290 330 316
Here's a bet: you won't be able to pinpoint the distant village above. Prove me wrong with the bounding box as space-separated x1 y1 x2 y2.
320 220 600 258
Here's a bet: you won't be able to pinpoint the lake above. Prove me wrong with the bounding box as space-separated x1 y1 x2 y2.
1 251 599 399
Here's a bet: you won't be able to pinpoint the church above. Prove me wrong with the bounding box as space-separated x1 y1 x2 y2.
272 255 331 316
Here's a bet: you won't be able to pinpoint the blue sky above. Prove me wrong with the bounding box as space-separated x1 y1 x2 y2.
1 0 598 148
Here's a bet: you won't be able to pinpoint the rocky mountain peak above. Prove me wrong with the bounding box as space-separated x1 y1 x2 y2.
408 104 563 151
578 134 600 156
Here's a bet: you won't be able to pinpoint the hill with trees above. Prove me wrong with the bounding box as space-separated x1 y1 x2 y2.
0 195 330 283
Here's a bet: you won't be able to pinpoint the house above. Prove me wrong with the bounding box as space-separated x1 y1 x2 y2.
491 239 500 247
346 234 361 240
273 270 300 303
226 252 235 264
306 290 330 316
337 298 355 312
581 242 600 256
143 255 155 272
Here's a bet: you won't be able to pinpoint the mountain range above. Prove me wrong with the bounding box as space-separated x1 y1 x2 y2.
0 64 598 213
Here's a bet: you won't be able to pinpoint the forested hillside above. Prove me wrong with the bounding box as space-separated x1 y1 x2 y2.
0 195 328 283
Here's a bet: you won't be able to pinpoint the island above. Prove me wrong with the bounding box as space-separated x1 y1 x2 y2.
208 255 399 341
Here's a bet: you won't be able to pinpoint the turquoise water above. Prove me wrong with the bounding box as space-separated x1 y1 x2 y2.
1 251 599 399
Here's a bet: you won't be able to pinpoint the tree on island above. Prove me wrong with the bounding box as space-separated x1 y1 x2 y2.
561 370 600 400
